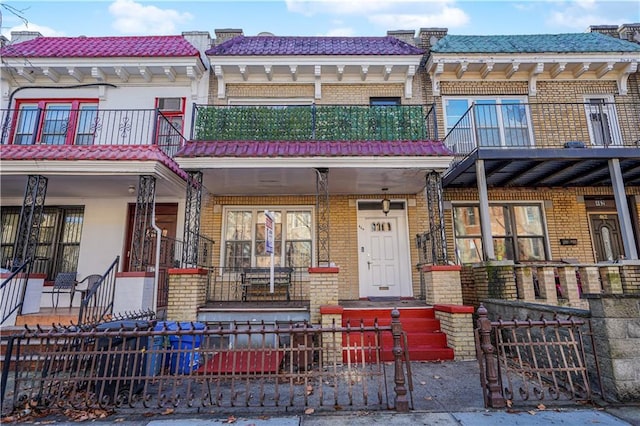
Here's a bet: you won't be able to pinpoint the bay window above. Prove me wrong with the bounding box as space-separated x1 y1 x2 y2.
223 208 313 268
453 203 547 264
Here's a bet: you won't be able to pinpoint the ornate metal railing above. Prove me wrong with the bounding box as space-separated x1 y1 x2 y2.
1 310 411 417
443 101 640 156
475 304 602 408
0 258 31 325
192 104 430 141
0 108 185 157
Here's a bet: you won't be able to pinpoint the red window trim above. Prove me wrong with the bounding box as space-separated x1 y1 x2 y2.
11 98 99 145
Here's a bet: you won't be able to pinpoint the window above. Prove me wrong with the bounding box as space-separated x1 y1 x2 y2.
156 97 185 152
453 204 547 264
584 97 621 146
1 207 84 278
370 97 401 106
443 97 531 149
223 208 313 268
11 100 99 145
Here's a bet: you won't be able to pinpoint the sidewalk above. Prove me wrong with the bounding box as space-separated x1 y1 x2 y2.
5 360 639 425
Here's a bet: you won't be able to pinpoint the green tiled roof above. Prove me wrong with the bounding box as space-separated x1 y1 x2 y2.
431 32 640 54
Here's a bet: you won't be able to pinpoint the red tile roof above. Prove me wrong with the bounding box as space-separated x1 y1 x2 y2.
207 36 424 56
0 35 200 58
176 140 451 157
0 144 187 179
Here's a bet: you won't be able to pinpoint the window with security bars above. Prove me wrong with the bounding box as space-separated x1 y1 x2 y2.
1 207 84 278
223 208 313 268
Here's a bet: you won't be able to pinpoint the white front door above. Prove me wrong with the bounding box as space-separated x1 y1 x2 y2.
357 204 411 298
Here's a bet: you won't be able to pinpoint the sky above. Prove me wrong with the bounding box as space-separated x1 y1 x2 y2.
0 0 638 40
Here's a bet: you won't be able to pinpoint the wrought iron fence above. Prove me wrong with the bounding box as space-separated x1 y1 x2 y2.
1 310 411 417
206 267 309 302
0 258 31 325
475 304 602 409
78 257 119 326
0 108 184 156
443 101 640 157
192 104 430 141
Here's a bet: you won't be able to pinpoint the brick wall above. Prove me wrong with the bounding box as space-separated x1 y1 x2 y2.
166 269 208 322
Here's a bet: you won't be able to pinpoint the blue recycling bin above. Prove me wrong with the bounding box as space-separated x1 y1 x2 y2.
147 322 171 376
162 321 206 374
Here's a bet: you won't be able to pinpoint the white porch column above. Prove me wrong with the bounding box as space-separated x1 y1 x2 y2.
476 159 495 260
609 159 638 260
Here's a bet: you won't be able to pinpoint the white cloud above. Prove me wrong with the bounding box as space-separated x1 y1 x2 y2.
324 27 357 36
369 7 469 29
2 23 65 39
546 1 630 31
108 0 193 35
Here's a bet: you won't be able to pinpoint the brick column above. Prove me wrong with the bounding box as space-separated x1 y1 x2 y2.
308 267 339 324
319 305 343 365
556 266 582 307
578 265 601 294
600 266 623 294
167 268 208 322
473 261 516 301
586 294 640 402
514 265 536 301
434 304 475 360
421 265 462 305
620 263 640 294
536 266 557 305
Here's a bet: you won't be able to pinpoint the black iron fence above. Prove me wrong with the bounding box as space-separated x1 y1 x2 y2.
0 109 184 157
475 304 602 408
206 267 309 302
192 104 430 141
0 258 32 325
443 101 640 157
1 310 411 417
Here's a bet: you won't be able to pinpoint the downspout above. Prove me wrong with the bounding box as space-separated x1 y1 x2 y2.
151 202 162 313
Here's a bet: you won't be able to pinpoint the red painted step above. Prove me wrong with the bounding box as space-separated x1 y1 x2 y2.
341 306 454 362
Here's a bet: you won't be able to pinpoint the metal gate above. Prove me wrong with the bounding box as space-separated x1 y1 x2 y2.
475 304 602 408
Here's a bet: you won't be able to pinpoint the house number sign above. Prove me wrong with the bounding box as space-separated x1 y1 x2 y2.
372 222 392 232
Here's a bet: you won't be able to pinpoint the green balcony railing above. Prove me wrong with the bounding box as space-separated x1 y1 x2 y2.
192 104 431 141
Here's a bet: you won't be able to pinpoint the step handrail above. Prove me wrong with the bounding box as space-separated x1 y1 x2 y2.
0 258 31 325
77 256 119 326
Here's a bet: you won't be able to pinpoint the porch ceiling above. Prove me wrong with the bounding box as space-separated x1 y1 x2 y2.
199 167 434 195
0 170 186 199
442 148 640 188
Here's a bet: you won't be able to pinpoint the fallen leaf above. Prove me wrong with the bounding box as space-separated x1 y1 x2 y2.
225 415 237 423
304 408 315 415
527 410 537 415
537 404 546 410
334 405 343 411
306 385 314 396
506 399 513 408
424 396 432 401
114 419 125 423
420 381 426 385
433 375 441 379
162 408 175 416
142 412 155 417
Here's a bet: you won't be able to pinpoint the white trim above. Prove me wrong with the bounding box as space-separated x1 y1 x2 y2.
176 156 453 170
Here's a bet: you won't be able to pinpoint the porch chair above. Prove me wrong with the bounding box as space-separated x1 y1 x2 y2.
47 272 78 309
75 274 103 307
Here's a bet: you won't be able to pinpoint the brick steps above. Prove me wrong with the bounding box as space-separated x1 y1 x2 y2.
342 306 454 362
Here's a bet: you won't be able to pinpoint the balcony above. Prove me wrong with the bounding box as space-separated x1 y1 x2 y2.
0 108 185 157
191 104 437 141
442 101 640 156
442 101 640 188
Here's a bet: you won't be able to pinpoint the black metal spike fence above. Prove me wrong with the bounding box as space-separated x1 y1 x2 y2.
1 310 411 417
